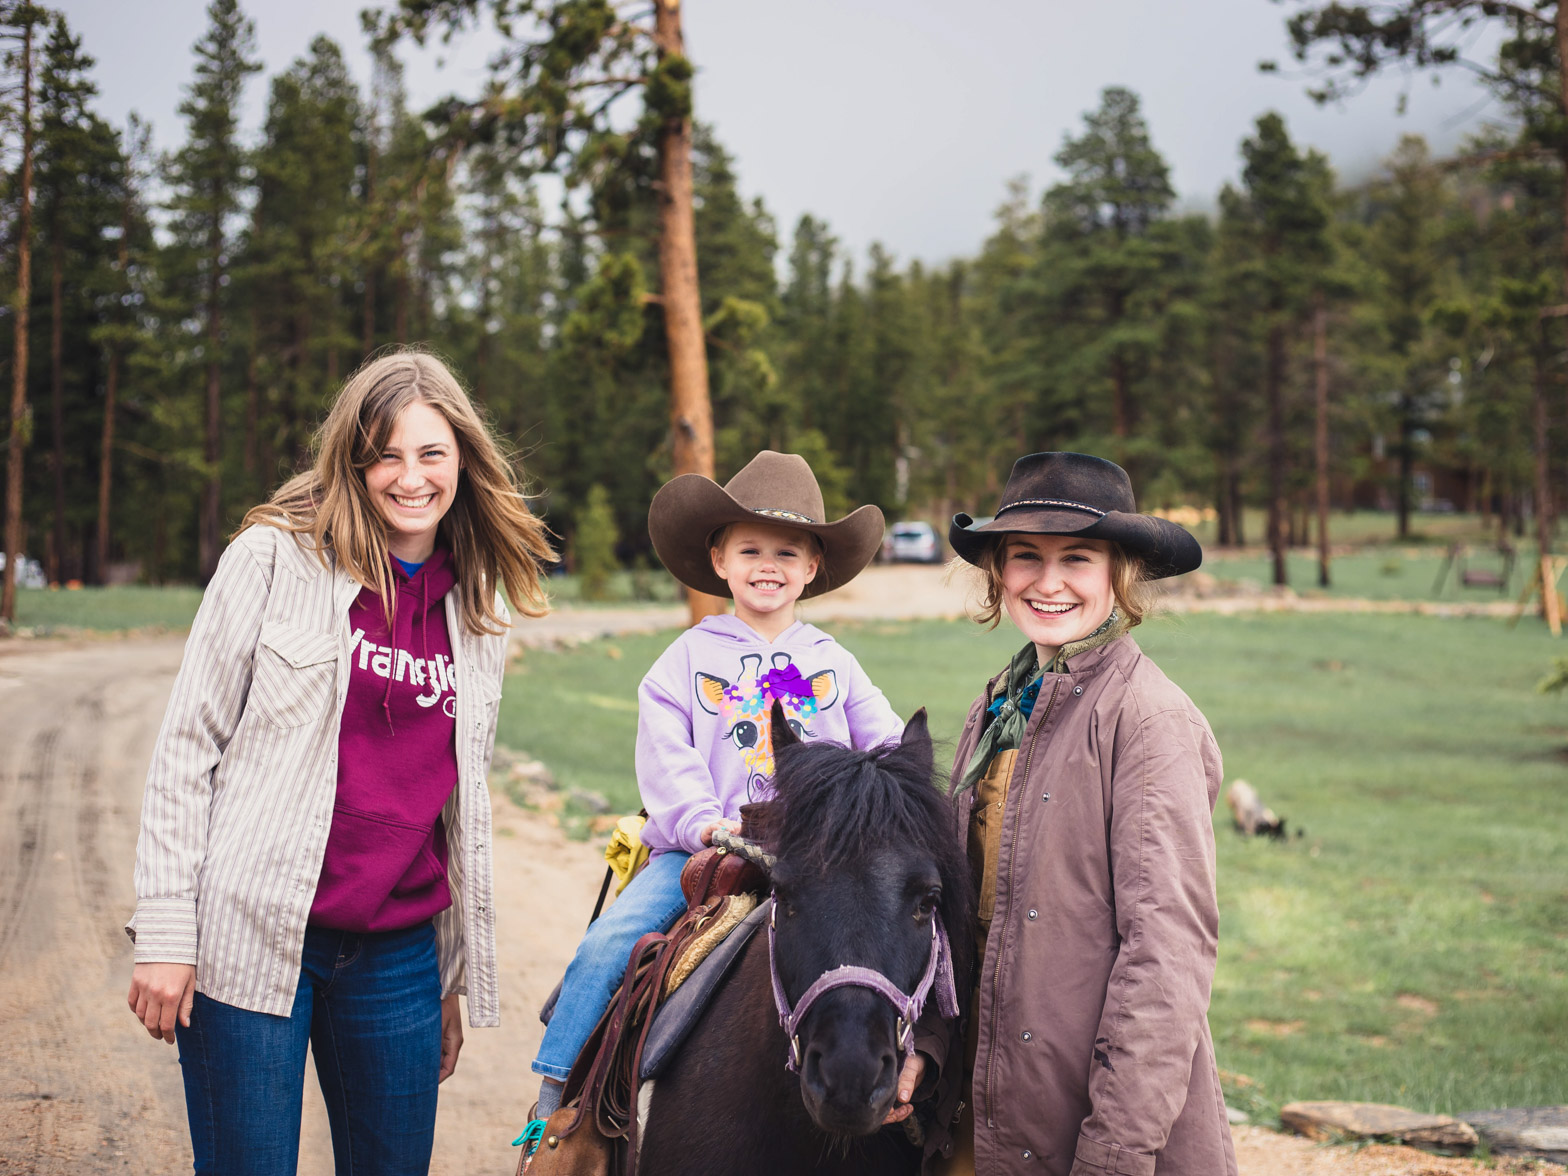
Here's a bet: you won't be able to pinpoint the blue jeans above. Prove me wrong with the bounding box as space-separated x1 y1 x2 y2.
532 850 691 1080
176 921 443 1176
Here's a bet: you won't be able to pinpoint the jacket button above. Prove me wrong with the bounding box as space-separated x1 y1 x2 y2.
1027 909 1038 920
1041 792 1051 803
1021 1150 1032 1160
1072 685 1083 696
1021 1030 1032 1041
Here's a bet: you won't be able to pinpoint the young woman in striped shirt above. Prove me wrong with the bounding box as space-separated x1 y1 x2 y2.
126 349 552 1175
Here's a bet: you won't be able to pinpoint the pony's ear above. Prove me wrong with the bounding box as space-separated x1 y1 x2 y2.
770 699 800 751
896 708 933 779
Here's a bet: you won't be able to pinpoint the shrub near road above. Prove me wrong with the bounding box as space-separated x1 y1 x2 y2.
499 612 1568 1121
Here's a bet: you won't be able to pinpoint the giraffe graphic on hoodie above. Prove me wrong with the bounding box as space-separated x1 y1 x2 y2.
695 650 839 799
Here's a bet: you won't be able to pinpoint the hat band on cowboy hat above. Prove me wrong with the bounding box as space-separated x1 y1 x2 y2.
649 451 886 601
995 498 1106 519
750 507 818 525
949 452 1201 580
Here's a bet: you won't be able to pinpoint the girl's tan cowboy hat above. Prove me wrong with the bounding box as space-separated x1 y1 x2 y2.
649 450 885 599
950 451 1202 578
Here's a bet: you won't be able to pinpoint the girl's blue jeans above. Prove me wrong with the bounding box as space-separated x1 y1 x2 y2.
175 920 442 1176
532 849 691 1080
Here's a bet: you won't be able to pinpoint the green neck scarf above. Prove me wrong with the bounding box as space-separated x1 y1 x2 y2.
955 610 1127 795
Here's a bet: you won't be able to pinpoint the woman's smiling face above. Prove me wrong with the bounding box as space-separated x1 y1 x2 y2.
364 400 461 563
999 533 1116 662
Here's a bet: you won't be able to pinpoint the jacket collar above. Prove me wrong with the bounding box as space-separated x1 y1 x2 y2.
1045 631 1136 681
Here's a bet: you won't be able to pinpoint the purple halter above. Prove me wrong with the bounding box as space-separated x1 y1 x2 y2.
766 892 961 1074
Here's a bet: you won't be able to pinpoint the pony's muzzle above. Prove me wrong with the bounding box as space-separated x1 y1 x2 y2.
797 997 901 1135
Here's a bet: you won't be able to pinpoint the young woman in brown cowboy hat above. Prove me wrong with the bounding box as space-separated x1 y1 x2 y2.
516 450 910 1166
907 452 1237 1176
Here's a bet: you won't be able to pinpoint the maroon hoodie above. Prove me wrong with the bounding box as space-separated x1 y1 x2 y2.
310 549 461 932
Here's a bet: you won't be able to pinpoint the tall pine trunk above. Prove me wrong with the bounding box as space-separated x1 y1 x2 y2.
49 234 65 583
2 20 35 626
244 306 258 485
1110 352 1130 440
199 192 226 585
96 180 132 584
362 135 377 357
97 345 122 583
1395 391 1413 541
1553 2 1568 558
1216 471 1234 547
1266 321 1288 586
652 0 721 626
1314 294 1331 588
1533 320 1553 563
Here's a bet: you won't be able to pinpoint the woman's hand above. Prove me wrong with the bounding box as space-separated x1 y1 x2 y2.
699 818 742 846
882 1052 926 1125
127 963 197 1044
439 994 464 1082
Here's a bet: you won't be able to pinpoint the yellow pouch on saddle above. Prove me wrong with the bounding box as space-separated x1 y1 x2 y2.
604 813 652 895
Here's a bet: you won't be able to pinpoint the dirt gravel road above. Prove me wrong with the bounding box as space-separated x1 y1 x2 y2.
0 634 606 1176
0 632 1557 1176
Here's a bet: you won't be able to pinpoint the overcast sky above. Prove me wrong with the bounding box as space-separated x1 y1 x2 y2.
65 0 1504 264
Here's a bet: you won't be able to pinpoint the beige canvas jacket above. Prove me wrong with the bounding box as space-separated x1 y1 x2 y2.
925 634 1237 1176
126 523 509 1026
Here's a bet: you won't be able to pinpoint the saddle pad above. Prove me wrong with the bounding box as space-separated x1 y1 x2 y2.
663 892 758 997
638 901 769 1082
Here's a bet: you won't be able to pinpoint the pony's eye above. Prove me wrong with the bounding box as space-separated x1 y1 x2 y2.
729 721 759 750
915 890 939 920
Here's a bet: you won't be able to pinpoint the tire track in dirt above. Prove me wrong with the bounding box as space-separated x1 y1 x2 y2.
68 687 118 957
0 724 60 967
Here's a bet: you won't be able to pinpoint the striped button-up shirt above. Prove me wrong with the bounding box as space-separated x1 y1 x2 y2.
126 523 509 1025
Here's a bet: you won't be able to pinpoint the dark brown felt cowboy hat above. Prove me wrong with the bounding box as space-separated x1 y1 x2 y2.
950 452 1202 579
649 451 885 599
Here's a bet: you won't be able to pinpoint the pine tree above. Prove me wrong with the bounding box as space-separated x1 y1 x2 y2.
246 35 361 469
1036 87 1178 471
375 0 722 622
1272 0 1568 553
0 1 44 626
95 114 154 582
1364 136 1457 538
35 12 119 583
1235 113 1332 584
163 0 260 582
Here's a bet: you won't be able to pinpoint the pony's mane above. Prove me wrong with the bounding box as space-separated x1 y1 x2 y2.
766 730 975 998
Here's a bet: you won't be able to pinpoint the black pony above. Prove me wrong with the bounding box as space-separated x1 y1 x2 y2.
637 707 974 1176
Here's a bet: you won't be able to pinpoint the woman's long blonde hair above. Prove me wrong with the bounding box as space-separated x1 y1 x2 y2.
241 348 553 634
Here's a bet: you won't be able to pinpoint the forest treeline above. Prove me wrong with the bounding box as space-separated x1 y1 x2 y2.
1 0 1564 590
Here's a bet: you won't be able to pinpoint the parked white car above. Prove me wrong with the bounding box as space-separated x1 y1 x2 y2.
885 521 941 564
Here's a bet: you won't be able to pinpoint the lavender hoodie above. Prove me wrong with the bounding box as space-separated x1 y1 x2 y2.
636 614 904 855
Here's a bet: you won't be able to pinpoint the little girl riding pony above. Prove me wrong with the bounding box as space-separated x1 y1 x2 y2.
518 451 907 1165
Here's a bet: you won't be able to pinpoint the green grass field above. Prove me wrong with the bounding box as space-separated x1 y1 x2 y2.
1199 545 1539 603
6 571 680 632
1183 507 1504 550
497 611 1568 1120
12 584 206 631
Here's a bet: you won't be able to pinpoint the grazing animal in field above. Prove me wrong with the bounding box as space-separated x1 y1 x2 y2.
635 706 973 1176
